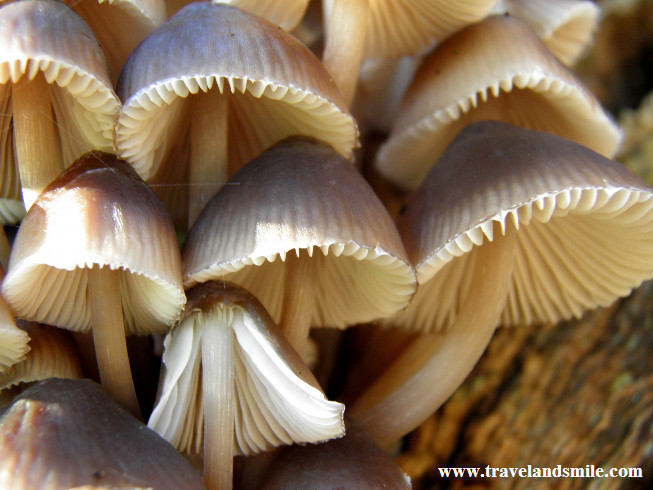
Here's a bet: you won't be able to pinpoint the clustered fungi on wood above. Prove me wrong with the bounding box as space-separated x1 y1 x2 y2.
0 0 650 489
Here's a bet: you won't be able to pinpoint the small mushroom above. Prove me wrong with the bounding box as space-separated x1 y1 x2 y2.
260 421 411 489
351 121 653 447
148 280 345 489
490 0 600 65
0 378 204 489
0 0 120 210
182 137 416 354
62 0 167 84
115 1 357 227
375 14 621 190
321 0 499 106
0 321 82 393
2 151 185 417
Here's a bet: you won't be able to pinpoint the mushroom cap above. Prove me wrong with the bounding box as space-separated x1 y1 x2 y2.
0 378 205 489
182 137 417 329
148 280 345 456
62 0 166 83
0 321 82 390
0 0 120 164
492 0 600 66
115 1 358 181
323 0 498 60
375 14 621 190
261 422 411 489
0 303 30 374
394 121 653 331
2 151 185 335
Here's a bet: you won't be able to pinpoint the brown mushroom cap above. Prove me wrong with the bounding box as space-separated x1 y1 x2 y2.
115 1 357 181
0 378 204 489
375 14 621 190
395 121 653 331
2 151 185 335
182 137 416 329
260 421 411 489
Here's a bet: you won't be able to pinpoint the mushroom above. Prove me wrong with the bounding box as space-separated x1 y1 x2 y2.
350 121 653 447
259 421 411 489
374 14 622 190
0 378 204 489
0 298 29 374
0 0 120 210
0 321 82 393
182 136 416 355
490 0 600 65
2 151 185 417
148 280 345 489
321 0 499 106
115 1 358 227
0 227 29 373
62 0 167 84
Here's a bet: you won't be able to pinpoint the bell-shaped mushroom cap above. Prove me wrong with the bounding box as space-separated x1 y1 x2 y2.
62 0 166 83
0 322 82 390
182 137 417 329
491 0 600 66
115 1 358 182
375 14 621 190
395 121 653 331
260 422 411 489
0 378 204 489
0 0 119 164
2 151 185 335
149 281 345 457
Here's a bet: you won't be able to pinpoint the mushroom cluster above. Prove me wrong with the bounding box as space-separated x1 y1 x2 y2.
0 0 651 488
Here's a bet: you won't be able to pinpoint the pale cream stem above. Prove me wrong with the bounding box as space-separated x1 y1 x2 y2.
88 266 141 419
279 251 315 359
12 72 64 211
322 0 370 108
188 90 228 226
349 231 517 448
202 308 234 490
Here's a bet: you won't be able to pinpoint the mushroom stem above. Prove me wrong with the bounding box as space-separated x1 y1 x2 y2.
188 90 228 226
322 0 369 108
279 251 315 359
88 266 141 419
202 308 234 490
349 231 516 448
11 71 64 211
